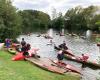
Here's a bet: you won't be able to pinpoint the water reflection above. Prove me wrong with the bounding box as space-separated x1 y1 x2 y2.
17 29 100 80
86 30 92 40
47 28 53 38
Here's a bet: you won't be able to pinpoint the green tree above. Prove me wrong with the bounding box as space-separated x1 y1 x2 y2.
50 12 64 30
0 0 22 41
18 10 50 33
64 5 100 32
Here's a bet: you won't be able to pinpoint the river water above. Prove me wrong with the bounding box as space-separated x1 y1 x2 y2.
17 29 100 80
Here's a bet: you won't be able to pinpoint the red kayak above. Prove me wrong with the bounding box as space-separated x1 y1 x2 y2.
12 52 25 61
51 60 81 74
12 48 39 61
64 54 100 68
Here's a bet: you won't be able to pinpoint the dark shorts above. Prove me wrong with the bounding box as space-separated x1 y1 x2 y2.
23 52 29 56
57 54 64 60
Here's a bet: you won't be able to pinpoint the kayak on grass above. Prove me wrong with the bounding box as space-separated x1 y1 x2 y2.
25 57 67 74
50 59 81 75
8 48 16 54
12 48 39 61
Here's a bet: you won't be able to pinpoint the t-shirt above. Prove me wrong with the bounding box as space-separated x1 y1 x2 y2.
21 41 26 46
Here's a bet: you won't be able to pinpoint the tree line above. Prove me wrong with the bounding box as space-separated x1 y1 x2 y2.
0 0 100 41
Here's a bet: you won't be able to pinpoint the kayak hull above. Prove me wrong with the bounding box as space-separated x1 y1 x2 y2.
25 57 66 74
8 48 16 54
64 54 100 68
50 59 81 74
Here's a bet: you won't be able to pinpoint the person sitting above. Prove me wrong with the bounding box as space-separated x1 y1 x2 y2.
59 41 68 50
57 50 64 65
22 43 31 57
80 54 89 62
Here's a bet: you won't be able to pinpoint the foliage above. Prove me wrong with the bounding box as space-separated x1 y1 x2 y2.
0 0 22 41
64 5 100 32
0 51 80 80
50 12 64 30
18 10 50 33
96 38 100 42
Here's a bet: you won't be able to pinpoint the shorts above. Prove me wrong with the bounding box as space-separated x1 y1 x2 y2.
57 54 64 60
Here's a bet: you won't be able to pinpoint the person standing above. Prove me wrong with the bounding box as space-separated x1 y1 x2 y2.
5 38 11 48
21 38 26 52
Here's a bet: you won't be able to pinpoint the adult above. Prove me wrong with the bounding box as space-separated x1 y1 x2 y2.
5 38 11 48
80 54 89 62
57 50 64 64
23 43 31 57
21 38 26 52
59 41 68 50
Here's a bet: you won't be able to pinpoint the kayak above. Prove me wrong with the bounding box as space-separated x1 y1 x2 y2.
25 57 66 74
54 46 75 56
12 43 20 47
54 46 100 68
12 52 25 61
50 59 81 74
97 43 100 46
64 54 100 68
12 48 39 61
8 48 16 54
0 43 4 50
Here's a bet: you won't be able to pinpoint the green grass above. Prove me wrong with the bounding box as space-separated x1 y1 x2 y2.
0 51 80 80
96 37 100 42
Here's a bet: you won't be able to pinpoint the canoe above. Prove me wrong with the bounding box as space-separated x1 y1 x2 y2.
8 48 16 54
0 43 4 50
25 57 66 74
64 54 100 68
50 59 81 74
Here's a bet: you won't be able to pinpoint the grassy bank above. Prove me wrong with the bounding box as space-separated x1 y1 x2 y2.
0 51 80 80
96 38 100 42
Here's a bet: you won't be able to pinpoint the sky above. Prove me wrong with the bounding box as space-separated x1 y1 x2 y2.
12 0 100 17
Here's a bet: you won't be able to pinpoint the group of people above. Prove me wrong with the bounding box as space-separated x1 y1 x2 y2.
14 37 89 62
5 38 12 48
56 41 89 65
20 38 31 57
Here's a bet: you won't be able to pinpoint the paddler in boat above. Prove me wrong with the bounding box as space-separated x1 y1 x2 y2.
80 54 89 62
59 41 68 50
57 49 64 65
47 39 54 45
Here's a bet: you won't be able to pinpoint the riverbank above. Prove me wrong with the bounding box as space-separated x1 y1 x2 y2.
0 51 80 80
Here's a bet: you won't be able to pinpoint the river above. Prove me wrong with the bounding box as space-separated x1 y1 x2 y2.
17 29 100 80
